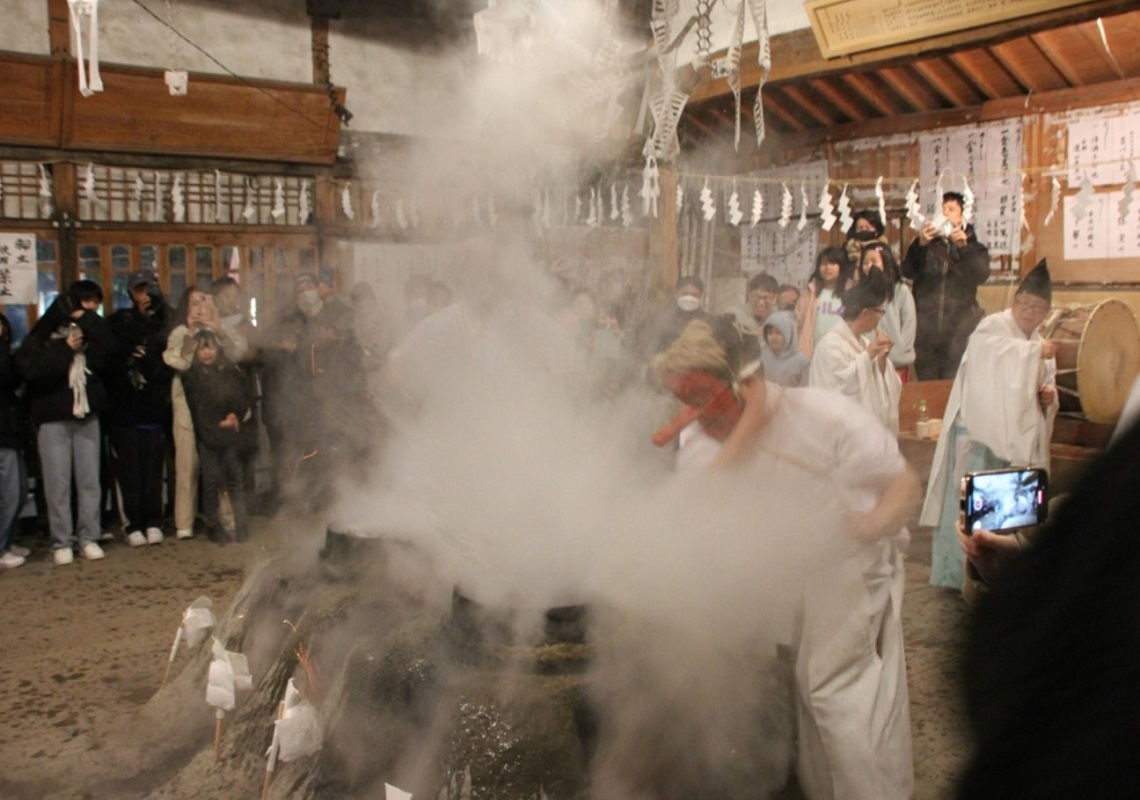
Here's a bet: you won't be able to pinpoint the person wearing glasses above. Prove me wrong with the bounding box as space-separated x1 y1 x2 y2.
809 269 901 434
922 259 1058 591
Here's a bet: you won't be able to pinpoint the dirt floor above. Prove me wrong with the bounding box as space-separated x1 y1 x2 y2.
0 508 972 800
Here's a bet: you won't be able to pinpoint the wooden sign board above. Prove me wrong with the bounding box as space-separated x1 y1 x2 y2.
806 0 1091 58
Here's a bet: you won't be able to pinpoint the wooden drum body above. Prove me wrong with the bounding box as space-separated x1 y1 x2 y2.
1042 300 1140 423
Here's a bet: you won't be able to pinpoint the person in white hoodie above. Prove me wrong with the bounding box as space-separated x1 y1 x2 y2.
921 259 1058 590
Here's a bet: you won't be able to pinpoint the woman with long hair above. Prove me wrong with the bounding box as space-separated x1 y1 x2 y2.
794 246 854 359
858 242 916 383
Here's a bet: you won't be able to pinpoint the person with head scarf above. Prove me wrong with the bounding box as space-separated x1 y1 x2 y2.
760 310 810 388
921 259 1058 591
651 316 920 800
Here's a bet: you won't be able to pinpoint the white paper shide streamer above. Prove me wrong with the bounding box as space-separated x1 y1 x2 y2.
214 170 224 223
39 165 53 218
728 184 743 226
68 0 104 97
299 180 311 224
621 185 633 228
272 179 285 219
777 182 792 229
1118 162 1136 224
370 190 382 229
875 176 886 233
640 155 660 218
82 163 100 207
837 184 852 233
341 183 355 221
207 637 252 712
818 182 836 231
1072 173 1093 221
132 174 145 222
904 180 923 232
961 177 975 225
152 172 165 223
172 174 185 223
750 188 764 227
264 677 321 781
610 184 620 221
796 182 808 231
700 180 716 222
167 596 215 669
1042 175 1061 227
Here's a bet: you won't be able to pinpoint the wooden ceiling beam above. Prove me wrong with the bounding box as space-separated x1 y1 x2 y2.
987 42 1039 93
760 90 806 132
877 65 940 112
948 52 1005 100
689 0 1138 103
810 78 867 123
911 59 974 107
1076 20 1127 79
1030 31 1081 86
841 72 899 117
780 85 834 128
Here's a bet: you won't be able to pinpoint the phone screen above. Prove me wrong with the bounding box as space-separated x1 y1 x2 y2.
961 468 1048 533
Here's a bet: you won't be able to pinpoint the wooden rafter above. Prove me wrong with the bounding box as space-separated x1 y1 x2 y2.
1076 20 1127 79
780 85 834 128
878 66 940 112
1030 31 1080 86
841 72 899 117
810 78 866 124
987 42 1040 93
911 59 974 108
760 90 806 132
949 51 1015 101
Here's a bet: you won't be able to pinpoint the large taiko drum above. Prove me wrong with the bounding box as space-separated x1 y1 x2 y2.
1041 299 1140 423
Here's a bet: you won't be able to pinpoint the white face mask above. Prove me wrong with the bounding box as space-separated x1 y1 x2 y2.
677 295 701 313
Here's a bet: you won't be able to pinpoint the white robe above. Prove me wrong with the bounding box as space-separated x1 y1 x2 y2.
920 309 1058 588
810 322 902 434
677 386 914 800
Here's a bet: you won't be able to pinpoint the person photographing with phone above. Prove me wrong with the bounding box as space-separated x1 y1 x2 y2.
922 259 1058 592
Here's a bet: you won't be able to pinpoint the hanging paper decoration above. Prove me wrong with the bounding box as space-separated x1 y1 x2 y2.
610 184 620 221
586 189 597 228
132 173 144 222
172 174 185 223
621 185 633 228
646 1 690 161
700 180 716 222
777 182 792 229
213 170 224 223
875 176 886 233
837 184 852 233
676 182 684 214
241 178 256 221
68 0 104 97
152 172 165 223
818 183 836 231
750 188 763 227
1042 175 1061 227
1018 173 1029 232
747 0 772 149
369 190 382 229
82 163 100 207
541 190 550 229
640 155 660 218
386 784 413 800
1071 173 1093 221
904 180 923 232
339 183 353 221
726 0 746 151
961 176 975 225
1118 162 1136 225
163 596 215 686
728 183 743 226
207 637 252 761
574 193 583 223
299 180 311 225
272 179 285 219
37 165 53 219
264 678 321 773
395 198 408 230
795 182 809 231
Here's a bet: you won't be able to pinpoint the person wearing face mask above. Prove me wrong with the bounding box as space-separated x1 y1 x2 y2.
105 270 175 547
844 209 890 269
210 276 252 362
645 275 717 358
858 243 916 383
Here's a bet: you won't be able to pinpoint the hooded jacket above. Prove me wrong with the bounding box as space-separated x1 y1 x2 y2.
760 311 810 388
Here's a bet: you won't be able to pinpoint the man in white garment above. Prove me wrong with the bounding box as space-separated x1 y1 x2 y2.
653 318 920 800
922 259 1058 590
809 270 902 434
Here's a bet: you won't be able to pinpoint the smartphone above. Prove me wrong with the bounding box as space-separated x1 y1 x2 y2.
960 467 1048 534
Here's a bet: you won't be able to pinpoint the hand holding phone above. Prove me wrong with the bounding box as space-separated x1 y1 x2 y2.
961 467 1048 534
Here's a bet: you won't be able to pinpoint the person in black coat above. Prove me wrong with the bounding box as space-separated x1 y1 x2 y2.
0 312 29 569
105 270 174 547
182 330 254 544
15 280 114 564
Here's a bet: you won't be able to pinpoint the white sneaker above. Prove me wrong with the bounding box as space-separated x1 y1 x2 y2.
7 544 30 558
146 527 164 545
54 548 74 566
0 551 26 568
176 528 192 540
126 531 147 547
81 542 105 561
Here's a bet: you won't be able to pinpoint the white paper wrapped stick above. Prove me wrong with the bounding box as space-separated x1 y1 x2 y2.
207 637 253 762
386 783 413 800
162 596 215 687
262 678 322 798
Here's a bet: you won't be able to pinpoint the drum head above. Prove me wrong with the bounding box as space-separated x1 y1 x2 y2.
1077 299 1140 423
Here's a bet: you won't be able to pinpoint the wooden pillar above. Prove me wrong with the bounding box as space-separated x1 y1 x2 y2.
311 14 330 86
653 163 680 291
52 163 79 286
48 0 71 56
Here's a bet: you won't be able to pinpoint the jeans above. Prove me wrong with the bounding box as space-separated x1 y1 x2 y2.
0 448 26 553
199 444 247 536
38 417 102 549
108 424 166 533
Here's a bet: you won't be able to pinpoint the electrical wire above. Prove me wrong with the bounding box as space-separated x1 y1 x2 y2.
127 0 333 132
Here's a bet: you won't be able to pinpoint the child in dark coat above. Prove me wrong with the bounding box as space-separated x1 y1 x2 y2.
182 330 254 543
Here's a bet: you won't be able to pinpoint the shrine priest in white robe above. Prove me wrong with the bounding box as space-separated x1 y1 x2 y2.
922 259 1059 590
809 270 902 435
